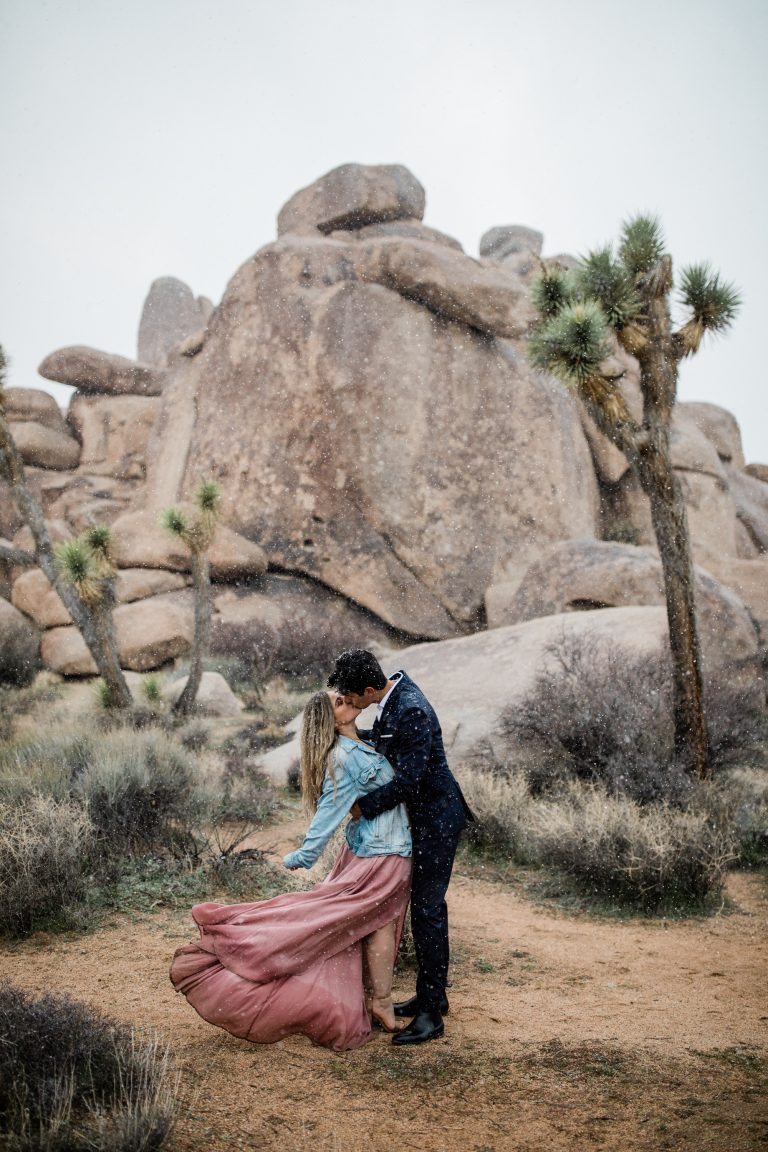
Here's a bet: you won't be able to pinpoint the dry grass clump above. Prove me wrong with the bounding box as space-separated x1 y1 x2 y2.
0 796 94 934
0 982 178 1152
692 767 768 867
533 783 734 913
459 768 537 862
458 759 737 912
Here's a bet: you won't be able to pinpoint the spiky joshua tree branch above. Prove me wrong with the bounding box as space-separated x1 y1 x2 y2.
528 216 741 779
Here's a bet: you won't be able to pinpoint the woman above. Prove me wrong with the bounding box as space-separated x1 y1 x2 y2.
169 690 412 1051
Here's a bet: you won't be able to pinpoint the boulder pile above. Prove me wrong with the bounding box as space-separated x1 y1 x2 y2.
1 162 766 692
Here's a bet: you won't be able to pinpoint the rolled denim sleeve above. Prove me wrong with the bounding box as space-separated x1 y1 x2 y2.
282 763 357 869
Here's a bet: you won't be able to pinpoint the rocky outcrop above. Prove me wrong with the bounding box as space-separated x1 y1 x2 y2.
0 597 40 684
12 566 187 629
277 163 426 236
724 464 768 553
109 508 267 580
67 394 158 479
4 387 68 433
39 346 165 397
485 539 761 694
137 277 211 367
41 592 194 675
480 225 544 262
680 401 745 469
145 197 599 637
10 422 81 471
745 463 768 485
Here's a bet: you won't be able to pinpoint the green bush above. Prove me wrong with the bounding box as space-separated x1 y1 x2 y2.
0 982 178 1151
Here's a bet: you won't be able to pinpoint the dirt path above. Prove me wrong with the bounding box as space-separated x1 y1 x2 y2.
2 812 766 1151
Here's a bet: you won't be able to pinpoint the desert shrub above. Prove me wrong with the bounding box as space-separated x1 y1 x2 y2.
74 730 202 861
693 767 768 867
0 726 202 862
0 614 41 688
0 982 178 1151
458 767 537 862
532 783 734 912
212 612 370 688
502 629 765 805
0 795 94 934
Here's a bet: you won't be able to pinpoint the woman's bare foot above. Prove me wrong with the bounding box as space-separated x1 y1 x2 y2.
369 995 405 1033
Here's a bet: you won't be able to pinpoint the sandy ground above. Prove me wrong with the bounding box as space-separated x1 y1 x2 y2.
2 812 766 1152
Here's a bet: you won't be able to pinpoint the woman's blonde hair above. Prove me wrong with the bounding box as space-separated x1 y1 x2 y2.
299 691 337 814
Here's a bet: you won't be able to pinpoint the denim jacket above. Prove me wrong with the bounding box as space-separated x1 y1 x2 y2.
282 735 412 870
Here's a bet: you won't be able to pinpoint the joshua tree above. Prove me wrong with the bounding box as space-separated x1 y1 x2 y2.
162 480 221 716
0 346 132 707
528 217 740 779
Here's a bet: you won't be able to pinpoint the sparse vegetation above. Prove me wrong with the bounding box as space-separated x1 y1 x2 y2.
0 982 179 1151
0 717 284 936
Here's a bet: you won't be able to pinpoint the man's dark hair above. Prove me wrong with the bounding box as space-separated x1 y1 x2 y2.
327 649 387 695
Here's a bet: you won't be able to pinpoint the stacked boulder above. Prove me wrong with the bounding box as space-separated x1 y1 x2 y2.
0 161 766 699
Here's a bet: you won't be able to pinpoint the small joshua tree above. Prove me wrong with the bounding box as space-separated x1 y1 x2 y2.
162 480 221 716
55 525 131 708
528 217 740 779
0 345 131 707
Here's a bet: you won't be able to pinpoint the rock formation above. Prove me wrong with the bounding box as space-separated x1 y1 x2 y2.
1 161 766 687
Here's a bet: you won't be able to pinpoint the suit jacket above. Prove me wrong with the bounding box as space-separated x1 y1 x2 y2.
356 672 473 842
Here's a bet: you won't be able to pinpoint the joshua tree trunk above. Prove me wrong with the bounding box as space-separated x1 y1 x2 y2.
630 294 709 778
0 415 132 708
90 595 132 709
635 442 709 777
173 550 211 716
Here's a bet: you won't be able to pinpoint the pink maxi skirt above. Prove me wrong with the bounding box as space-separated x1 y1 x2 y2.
170 846 412 1052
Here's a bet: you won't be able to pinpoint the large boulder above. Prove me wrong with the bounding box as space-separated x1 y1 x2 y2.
258 604 762 784
137 277 211 367
479 225 544 263
277 163 426 236
353 236 531 337
724 464 768 553
0 597 40 684
12 566 187 629
703 557 768 662
109 508 268 580
486 539 760 693
39 346 164 397
745 463 768 485
679 401 745 469
144 225 599 638
11 422 81 470
4 387 68 433
211 573 398 659
41 592 194 675
67 394 159 479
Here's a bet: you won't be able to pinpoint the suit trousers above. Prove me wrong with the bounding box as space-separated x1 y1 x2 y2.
410 807 465 1012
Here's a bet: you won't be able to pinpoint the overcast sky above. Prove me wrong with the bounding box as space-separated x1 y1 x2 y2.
2 0 766 462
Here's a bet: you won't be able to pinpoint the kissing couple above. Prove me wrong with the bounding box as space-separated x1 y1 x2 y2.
170 648 474 1051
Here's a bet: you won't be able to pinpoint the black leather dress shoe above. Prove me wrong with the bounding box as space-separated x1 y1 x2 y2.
393 994 449 1018
391 1009 444 1046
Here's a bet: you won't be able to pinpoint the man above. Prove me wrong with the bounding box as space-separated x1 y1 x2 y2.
327 649 473 1046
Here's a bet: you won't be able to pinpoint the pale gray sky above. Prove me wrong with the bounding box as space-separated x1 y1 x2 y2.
2 0 766 462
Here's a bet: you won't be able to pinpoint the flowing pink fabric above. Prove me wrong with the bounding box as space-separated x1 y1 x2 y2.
170 846 412 1052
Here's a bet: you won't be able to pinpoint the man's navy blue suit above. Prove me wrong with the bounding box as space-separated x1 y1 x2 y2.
356 672 474 1013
